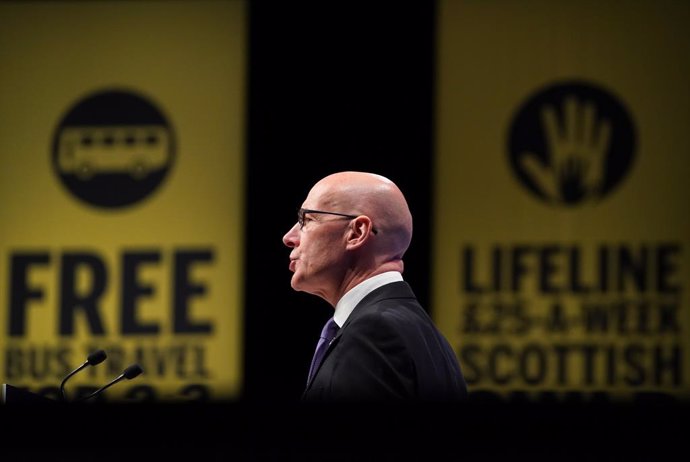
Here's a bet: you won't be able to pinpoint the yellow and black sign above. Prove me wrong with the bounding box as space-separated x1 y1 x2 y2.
0 1 246 402
434 0 689 402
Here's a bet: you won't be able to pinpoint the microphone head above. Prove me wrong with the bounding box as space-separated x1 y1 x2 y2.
86 349 107 366
123 364 144 380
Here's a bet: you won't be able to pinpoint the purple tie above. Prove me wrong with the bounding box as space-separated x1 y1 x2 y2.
307 317 339 384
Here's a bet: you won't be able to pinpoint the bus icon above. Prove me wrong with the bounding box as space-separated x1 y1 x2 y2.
58 125 171 180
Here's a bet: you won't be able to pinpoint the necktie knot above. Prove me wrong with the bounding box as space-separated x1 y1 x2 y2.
320 317 339 342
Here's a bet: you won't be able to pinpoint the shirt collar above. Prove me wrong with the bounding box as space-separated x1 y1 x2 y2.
333 271 403 327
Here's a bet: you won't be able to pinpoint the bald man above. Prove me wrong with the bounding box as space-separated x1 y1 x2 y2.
283 171 467 402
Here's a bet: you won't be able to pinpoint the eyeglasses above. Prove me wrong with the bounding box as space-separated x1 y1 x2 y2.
297 208 378 234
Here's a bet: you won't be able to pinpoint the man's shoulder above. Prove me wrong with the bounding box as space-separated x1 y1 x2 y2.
348 283 429 328
360 280 416 303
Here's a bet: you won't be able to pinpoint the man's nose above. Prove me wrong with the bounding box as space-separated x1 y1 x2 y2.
282 223 299 247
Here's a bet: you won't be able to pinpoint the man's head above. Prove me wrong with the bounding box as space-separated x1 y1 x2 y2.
283 171 413 306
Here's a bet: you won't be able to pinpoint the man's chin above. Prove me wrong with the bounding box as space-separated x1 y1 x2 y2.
290 277 313 295
290 275 303 291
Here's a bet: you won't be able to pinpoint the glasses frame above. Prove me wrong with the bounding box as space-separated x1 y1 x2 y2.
297 208 378 234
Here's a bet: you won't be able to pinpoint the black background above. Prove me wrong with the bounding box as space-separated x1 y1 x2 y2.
244 0 435 404
3 1 685 460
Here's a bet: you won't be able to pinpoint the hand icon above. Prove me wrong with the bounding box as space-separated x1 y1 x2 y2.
520 97 611 203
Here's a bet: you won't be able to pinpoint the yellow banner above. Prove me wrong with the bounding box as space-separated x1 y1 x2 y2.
435 0 689 401
0 0 246 402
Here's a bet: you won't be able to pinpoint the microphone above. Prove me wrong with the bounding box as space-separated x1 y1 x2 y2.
60 350 107 402
77 364 144 403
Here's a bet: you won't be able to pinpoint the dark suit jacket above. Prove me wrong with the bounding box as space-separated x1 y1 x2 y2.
302 281 468 402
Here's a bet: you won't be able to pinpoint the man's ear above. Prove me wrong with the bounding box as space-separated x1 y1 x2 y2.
345 217 374 249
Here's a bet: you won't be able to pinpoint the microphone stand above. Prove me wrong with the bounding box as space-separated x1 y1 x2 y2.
77 364 144 403
59 350 107 402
